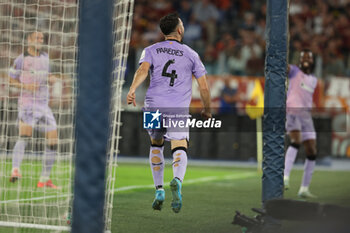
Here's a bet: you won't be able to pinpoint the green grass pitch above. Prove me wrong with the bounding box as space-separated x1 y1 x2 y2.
0 161 349 233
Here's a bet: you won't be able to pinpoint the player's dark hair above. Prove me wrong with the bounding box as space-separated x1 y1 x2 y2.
159 13 180 36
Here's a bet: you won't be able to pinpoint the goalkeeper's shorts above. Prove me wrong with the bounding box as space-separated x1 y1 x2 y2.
18 106 57 132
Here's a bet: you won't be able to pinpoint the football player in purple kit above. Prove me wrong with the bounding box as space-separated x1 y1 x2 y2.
8 31 59 189
127 13 211 213
284 49 318 198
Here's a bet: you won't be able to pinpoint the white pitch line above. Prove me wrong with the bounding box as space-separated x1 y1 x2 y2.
113 172 255 192
0 194 71 204
0 172 256 204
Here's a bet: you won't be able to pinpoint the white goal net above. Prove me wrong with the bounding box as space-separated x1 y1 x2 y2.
105 0 134 232
0 0 133 232
0 0 78 231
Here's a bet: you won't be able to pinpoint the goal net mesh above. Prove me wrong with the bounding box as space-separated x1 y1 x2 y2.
0 0 133 232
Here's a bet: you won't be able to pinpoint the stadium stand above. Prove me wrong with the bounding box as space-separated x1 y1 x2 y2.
126 0 350 82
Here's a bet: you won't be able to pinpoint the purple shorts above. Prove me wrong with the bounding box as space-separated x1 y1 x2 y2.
18 106 57 132
286 113 316 141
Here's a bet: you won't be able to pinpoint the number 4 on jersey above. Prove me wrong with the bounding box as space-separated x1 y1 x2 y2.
162 59 177 86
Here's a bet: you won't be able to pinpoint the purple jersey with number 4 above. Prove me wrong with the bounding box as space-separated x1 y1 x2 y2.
9 53 50 108
139 40 206 108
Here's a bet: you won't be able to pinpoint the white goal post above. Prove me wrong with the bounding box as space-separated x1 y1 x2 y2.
106 0 134 232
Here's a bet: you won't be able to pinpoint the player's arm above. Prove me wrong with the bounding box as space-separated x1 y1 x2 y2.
196 75 212 119
48 59 63 84
48 74 60 83
8 57 38 92
8 76 38 92
287 64 299 79
127 61 151 106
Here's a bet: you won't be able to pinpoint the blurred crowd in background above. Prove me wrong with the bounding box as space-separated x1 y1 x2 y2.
0 0 348 157
126 0 350 83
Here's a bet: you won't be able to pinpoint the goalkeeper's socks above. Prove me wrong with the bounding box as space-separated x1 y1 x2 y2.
41 146 57 178
12 138 28 169
172 147 188 182
284 144 299 178
301 158 316 187
149 144 164 188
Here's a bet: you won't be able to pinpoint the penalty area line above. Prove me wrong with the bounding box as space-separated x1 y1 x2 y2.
0 172 256 204
114 171 256 192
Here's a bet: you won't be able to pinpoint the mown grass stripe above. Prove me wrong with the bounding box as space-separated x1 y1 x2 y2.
0 172 256 204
